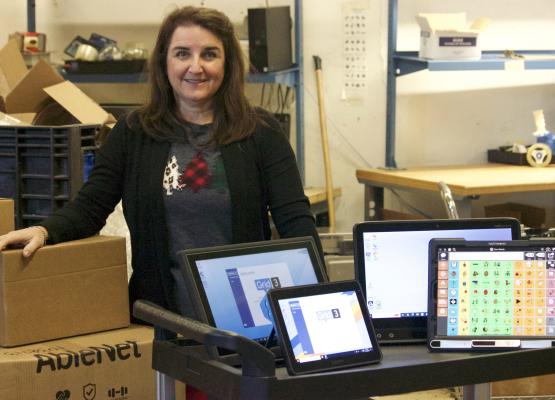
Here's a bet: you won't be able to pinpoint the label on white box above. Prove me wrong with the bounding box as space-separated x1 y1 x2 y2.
439 36 477 47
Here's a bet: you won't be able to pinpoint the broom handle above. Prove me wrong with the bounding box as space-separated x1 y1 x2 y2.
313 55 336 232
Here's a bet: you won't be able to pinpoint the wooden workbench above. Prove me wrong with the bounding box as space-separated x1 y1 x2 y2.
304 186 342 206
356 164 555 220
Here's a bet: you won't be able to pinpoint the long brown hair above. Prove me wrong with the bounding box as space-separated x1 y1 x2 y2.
135 6 258 144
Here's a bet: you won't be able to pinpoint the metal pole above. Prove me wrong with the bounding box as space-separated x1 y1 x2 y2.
27 0 36 32
385 0 398 168
156 372 176 400
463 383 491 400
295 0 305 182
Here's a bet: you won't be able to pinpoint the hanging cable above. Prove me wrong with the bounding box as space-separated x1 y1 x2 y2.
303 84 434 219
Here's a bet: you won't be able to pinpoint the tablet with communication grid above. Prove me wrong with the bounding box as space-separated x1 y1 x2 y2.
428 239 555 351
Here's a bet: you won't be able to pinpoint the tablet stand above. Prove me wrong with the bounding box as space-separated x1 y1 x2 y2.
134 300 555 400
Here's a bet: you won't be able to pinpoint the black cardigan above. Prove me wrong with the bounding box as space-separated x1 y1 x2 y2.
40 110 321 312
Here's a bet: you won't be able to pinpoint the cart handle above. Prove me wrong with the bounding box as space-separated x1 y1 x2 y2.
133 300 276 378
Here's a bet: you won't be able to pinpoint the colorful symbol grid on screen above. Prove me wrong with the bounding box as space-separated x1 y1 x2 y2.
437 256 555 336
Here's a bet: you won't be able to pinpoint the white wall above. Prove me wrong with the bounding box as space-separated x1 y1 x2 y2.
392 0 555 224
2 0 555 231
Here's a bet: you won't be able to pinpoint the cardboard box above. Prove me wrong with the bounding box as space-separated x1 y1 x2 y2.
0 235 129 347
492 374 555 397
0 39 115 130
416 13 489 60
0 199 14 235
0 325 156 399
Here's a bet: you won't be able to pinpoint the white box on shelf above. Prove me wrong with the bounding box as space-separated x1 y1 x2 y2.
416 13 489 60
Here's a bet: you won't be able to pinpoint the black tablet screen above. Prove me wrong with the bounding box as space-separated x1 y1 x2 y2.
269 281 381 374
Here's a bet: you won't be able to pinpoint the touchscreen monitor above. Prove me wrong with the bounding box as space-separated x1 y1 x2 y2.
178 237 327 351
353 218 520 343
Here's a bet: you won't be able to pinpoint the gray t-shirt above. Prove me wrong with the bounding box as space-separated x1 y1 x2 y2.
162 122 232 316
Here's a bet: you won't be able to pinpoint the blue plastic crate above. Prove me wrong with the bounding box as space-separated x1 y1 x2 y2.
0 124 100 227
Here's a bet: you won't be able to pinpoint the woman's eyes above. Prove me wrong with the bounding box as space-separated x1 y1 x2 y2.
175 49 190 58
203 51 217 60
173 49 219 60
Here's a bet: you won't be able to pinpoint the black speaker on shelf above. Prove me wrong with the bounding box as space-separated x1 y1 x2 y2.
247 6 293 73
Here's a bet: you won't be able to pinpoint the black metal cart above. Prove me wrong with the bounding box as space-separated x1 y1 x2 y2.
134 300 555 400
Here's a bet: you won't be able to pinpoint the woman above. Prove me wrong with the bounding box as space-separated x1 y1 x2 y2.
0 6 321 319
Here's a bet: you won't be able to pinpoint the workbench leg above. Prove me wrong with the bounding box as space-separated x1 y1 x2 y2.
462 382 491 400
364 185 384 220
156 372 176 400
455 197 474 219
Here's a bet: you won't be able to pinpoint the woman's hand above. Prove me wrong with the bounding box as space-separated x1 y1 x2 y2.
0 226 48 257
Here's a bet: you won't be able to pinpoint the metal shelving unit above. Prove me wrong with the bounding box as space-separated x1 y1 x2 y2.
386 0 555 168
246 0 304 181
27 0 305 180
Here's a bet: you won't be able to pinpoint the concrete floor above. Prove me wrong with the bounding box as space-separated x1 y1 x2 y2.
373 388 555 400
373 388 456 399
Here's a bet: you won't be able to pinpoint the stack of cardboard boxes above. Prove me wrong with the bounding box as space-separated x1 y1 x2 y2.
0 40 160 398
0 39 118 230
0 39 115 131
0 198 156 399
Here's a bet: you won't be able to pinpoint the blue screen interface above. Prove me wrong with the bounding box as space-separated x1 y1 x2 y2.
196 248 319 342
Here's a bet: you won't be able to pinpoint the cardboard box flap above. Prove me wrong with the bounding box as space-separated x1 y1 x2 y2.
0 111 26 126
9 113 36 125
43 81 111 125
417 12 473 32
5 59 64 114
0 40 28 96
105 113 117 127
0 236 126 282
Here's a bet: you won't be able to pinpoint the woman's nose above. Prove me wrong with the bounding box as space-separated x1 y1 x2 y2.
189 57 203 73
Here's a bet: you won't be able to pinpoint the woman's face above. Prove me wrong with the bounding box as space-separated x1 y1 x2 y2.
166 24 225 111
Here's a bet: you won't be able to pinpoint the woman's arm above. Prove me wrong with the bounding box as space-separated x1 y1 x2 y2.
254 112 324 257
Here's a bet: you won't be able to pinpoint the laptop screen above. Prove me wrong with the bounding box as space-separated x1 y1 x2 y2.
428 239 555 350
179 237 327 345
353 218 521 342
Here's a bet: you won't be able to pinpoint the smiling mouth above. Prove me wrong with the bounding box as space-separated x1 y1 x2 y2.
184 78 208 84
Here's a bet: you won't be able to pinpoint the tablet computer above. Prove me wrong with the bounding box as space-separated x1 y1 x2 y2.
178 237 327 361
353 218 521 343
428 238 555 351
267 280 382 375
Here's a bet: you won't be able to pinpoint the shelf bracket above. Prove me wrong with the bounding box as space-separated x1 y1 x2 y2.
395 57 428 76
